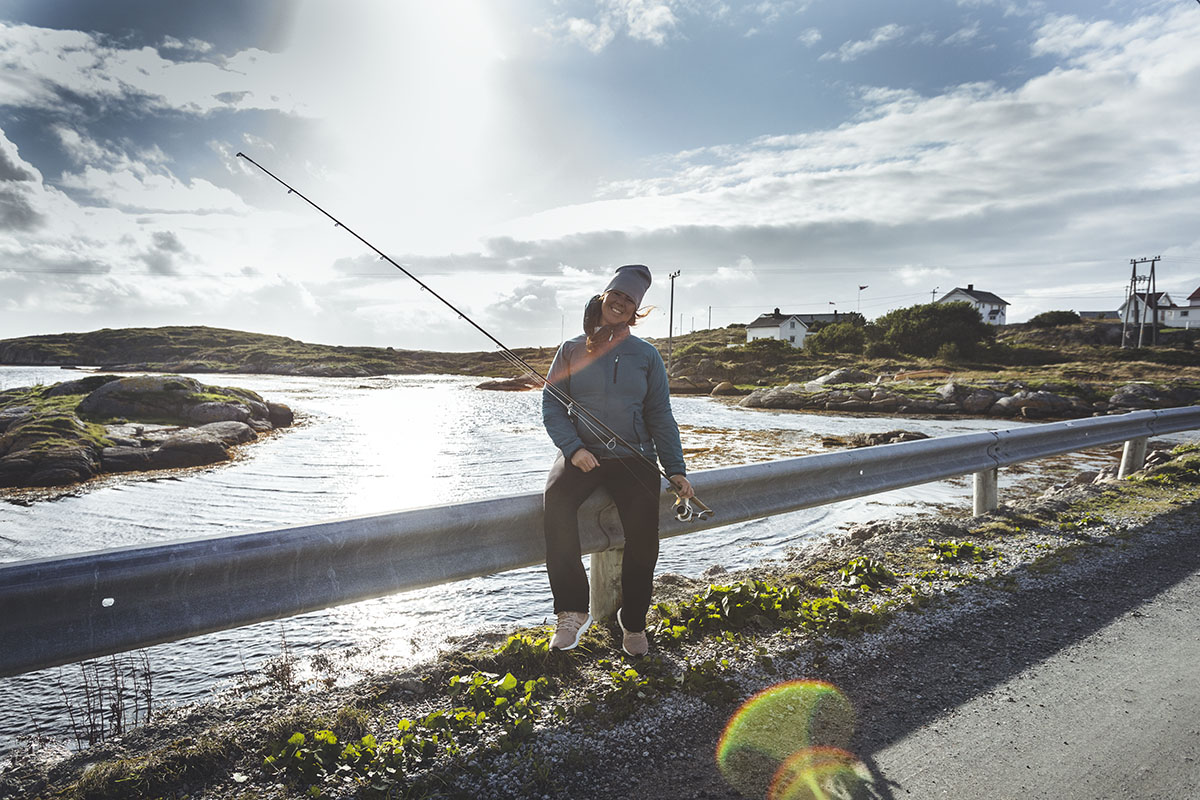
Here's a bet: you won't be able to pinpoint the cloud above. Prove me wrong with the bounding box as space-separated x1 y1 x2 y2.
561 17 617 53
820 24 907 62
943 21 982 46
53 129 248 214
896 266 952 286
0 128 46 231
0 22 301 115
542 0 677 50
139 230 188 275
797 27 822 47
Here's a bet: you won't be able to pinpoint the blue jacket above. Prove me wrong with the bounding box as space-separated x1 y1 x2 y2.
542 331 687 477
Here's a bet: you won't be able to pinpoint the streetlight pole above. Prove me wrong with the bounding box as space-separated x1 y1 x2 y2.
667 270 681 375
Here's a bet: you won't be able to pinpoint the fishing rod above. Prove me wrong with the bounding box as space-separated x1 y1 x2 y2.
236 152 713 522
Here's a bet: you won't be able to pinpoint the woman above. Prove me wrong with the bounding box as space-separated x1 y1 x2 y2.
541 264 694 657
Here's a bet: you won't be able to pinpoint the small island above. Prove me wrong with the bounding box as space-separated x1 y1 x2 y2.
0 374 293 489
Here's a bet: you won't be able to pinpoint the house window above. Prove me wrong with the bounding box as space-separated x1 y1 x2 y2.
1182 310 1190 317
789 335 795 343
789 321 795 329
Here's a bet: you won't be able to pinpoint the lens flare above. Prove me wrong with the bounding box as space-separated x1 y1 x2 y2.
716 681 861 799
769 747 868 800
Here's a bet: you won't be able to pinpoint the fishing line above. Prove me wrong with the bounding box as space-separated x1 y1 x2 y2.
236 152 712 522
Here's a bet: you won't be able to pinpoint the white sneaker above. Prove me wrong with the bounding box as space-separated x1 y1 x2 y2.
617 608 649 657
550 611 592 651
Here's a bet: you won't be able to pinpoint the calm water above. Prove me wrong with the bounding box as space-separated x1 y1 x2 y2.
0 365 1153 753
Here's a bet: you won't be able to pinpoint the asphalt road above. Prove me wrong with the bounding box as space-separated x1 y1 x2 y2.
865 566 1200 799
628 499 1200 800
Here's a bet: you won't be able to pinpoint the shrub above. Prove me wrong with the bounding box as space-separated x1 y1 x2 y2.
1027 310 1081 328
805 322 865 355
869 302 994 358
863 340 896 359
935 342 963 363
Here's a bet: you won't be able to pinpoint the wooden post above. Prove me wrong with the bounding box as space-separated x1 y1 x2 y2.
1118 437 1149 479
973 467 999 516
590 549 623 621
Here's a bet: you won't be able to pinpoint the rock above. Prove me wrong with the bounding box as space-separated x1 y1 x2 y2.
1109 383 1165 409
43 375 122 397
1093 464 1119 483
25 445 98 487
936 382 965 402
197 421 257 445
846 430 931 448
147 430 230 469
1071 470 1099 485
847 522 889 542
77 375 207 421
670 376 715 394
1144 449 1173 468
827 400 869 412
248 419 275 433
868 397 900 412
702 564 728 579
267 402 294 428
740 385 805 409
962 389 1002 414
710 381 742 396
0 406 33 433
101 446 152 473
187 402 251 424
476 376 539 391
803 368 876 391
0 454 35 487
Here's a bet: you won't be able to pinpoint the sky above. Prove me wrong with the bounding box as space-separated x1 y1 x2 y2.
1 0 1199 351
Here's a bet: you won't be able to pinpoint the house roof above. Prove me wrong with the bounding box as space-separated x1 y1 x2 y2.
1121 291 1175 309
1189 286 1200 302
794 313 843 325
938 287 1009 306
747 311 808 329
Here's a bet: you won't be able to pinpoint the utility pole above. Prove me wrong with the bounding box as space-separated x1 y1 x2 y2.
667 270 681 375
708 305 712 329
930 286 939 303
1124 256 1160 348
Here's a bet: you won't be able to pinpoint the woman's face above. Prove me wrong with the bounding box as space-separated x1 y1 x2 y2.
601 290 636 327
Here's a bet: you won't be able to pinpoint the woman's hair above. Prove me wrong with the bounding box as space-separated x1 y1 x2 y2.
585 301 655 352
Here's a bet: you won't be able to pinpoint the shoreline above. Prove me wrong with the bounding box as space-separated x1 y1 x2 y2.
2 443 1197 799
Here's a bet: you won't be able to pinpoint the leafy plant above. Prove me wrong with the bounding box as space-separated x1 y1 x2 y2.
928 539 999 563
839 557 895 589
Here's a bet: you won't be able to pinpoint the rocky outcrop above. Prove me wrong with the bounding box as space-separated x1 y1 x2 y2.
740 370 1200 420
476 376 540 391
710 381 745 396
0 375 294 490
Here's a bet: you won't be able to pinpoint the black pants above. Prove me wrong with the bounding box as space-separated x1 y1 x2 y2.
543 453 661 632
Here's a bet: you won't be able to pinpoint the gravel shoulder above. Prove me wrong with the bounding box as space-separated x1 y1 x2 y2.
3 448 1200 800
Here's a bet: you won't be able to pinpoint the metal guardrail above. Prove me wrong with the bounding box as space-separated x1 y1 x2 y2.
2 406 1199 678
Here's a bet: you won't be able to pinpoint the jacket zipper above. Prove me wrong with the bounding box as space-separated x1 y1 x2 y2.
612 355 620 384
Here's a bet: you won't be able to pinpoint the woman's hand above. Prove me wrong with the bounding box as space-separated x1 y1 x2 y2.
668 475 694 499
570 449 600 472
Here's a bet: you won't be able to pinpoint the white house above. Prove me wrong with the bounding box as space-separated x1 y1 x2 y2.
936 285 1009 325
1117 291 1176 327
1162 286 1200 329
746 308 809 348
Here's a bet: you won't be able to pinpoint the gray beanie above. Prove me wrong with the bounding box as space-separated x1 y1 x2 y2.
604 264 652 307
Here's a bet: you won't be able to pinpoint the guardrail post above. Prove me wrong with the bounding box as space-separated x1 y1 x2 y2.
973 467 999 516
590 549 622 621
1117 436 1149 479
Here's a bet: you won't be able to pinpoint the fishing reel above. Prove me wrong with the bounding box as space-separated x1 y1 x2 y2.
672 492 714 523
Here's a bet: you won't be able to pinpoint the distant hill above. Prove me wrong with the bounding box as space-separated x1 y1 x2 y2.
0 326 556 378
